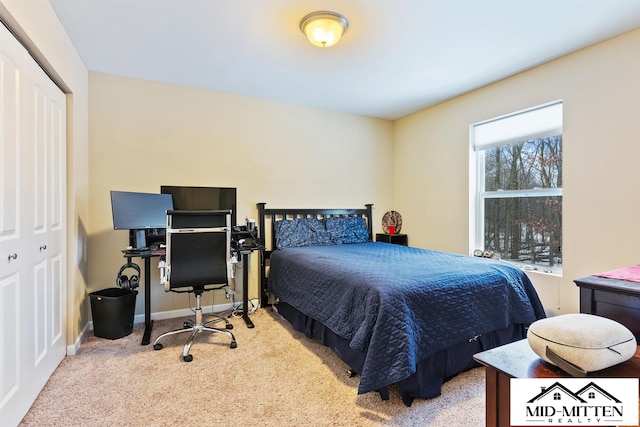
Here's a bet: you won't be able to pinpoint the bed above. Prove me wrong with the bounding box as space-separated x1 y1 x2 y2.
256 203 546 406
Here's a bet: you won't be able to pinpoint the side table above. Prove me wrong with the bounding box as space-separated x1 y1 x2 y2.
375 233 408 246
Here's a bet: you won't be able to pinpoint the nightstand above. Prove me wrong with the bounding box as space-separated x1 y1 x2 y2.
375 233 408 246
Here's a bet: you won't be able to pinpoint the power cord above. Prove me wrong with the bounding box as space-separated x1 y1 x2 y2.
230 298 260 318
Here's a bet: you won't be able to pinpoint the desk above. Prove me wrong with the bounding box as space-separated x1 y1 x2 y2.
474 339 640 427
124 243 262 342
123 250 164 345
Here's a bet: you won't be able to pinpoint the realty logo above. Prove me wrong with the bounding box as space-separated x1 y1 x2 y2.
511 378 638 426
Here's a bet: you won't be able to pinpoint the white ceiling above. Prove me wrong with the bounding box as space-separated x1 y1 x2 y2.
50 0 640 120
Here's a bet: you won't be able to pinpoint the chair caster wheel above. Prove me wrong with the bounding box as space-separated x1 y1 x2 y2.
153 343 163 351
183 354 193 362
226 323 233 330
230 341 237 349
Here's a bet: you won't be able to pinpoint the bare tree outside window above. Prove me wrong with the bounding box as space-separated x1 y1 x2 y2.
481 136 562 269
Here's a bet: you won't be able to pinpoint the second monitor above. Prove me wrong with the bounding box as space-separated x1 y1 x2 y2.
161 186 237 227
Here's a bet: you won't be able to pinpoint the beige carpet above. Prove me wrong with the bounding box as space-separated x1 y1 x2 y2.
20 308 486 426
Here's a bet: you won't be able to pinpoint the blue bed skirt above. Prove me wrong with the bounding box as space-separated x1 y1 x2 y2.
275 301 527 406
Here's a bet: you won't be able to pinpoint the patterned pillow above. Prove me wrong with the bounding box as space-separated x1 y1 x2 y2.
274 218 332 249
325 216 369 244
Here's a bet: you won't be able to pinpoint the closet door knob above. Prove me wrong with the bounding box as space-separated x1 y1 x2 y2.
39 245 47 251
8 253 18 261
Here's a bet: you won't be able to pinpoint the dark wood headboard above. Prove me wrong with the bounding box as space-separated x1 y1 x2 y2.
255 203 373 306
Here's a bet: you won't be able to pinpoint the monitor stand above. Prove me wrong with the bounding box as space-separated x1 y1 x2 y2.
134 229 147 249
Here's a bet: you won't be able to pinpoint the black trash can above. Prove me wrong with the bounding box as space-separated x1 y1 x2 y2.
89 288 137 339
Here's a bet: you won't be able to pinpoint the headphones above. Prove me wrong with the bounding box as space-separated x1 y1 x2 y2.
116 262 140 290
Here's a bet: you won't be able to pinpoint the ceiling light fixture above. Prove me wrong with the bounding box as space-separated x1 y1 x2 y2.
299 11 349 48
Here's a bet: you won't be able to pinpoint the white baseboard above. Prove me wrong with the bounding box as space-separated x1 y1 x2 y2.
68 302 235 356
133 302 234 323
67 321 92 355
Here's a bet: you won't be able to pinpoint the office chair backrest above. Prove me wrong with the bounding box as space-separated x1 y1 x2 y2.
165 210 232 291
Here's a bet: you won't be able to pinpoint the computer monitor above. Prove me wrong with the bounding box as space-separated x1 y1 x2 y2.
160 186 237 226
110 191 174 249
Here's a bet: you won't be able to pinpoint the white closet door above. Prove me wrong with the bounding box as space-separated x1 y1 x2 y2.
0 22 67 427
0 23 24 426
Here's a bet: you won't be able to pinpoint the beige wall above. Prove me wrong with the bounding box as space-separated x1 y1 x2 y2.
88 72 394 314
5 0 640 345
394 28 640 315
0 0 90 348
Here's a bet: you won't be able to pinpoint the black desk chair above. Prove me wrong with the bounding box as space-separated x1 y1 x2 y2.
153 210 237 361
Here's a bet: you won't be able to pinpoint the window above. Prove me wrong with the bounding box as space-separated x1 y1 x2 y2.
471 101 563 274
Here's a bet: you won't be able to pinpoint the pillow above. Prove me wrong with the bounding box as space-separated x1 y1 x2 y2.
325 216 369 244
273 218 332 249
527 313 637 377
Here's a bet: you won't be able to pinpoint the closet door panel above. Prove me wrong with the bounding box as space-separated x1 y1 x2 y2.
20 48 66 392
0 34 23 423
44 80 66 356
28 84 48 362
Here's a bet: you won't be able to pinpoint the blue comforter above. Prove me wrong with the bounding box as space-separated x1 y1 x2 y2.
267 242 545 395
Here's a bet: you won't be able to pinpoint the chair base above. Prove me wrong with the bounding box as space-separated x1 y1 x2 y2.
152 293 237 361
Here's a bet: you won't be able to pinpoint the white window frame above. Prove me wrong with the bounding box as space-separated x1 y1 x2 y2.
469 100 563 275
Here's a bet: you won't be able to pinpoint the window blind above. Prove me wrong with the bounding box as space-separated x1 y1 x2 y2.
473 101 563 150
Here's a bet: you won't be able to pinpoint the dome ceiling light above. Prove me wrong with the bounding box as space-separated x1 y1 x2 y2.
299 11 349 48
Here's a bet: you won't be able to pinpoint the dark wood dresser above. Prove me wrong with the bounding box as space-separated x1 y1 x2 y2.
574 275 640 341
